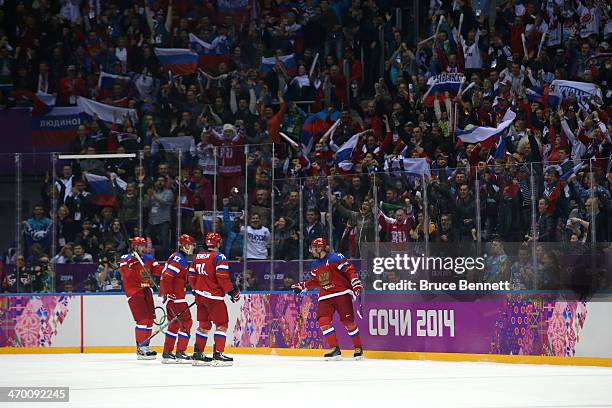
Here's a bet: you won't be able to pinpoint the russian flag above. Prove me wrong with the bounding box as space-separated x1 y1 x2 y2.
384 158 431 177
31 107 84 148
189 33 229 56
456 110 517 149
333 132 361 171
84 173 127 207
76 96 137 124
11 90 55 115
548 79 603 111
424 73 465 106
154 48 199 75
301 110 341 155
98 72 130 91
188 33 231 73
494 135 507 160
260 54 297 77
525 86 545 103
217 0 248 11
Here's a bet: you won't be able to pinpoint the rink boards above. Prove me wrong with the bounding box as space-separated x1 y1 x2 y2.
1 292 612 366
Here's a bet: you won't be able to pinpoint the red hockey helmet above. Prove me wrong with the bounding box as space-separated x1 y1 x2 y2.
205 232 222 248
178 234 196 247
130 236 147 247
310 238 328 250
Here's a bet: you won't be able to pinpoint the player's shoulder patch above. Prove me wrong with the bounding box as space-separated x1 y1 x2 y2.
215 252 228 262
120 254 132 261
142 253 155 263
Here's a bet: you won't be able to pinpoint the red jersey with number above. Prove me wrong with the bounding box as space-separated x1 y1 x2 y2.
191 251 233 300
118 253 162 297
377 209 414 243
305 252 359 300
208 129 245 176
160 250 192 301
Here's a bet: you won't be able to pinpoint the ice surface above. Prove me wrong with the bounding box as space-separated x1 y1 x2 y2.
1 353 611 408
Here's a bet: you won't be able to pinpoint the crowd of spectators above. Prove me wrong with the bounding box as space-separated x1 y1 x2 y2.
1 0 611 293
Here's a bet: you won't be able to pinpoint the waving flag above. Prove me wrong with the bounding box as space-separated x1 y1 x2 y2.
260 54 297 77
525 86 545 104
98 72 130 91
35 92 56 108
384 158 431 177
426 73 465 94
424 73 465 106
188 33 231 73
456 109 517 149
31 107 84 148
548 80 602 110
154 48 199 75
76 96 137 124
189 33 229 56
10 90 55 115
218 0 248 11
302 109 341 155
84 173 127 207
333 132 362 171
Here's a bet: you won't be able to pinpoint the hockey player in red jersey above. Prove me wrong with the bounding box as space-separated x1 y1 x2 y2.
291 238 364 360
190 232 241 366
118 237 163 360
159 234 196 364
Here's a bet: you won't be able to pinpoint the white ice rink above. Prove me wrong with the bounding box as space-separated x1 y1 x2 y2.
1 353 612 408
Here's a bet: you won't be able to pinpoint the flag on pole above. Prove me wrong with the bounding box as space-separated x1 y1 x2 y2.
334 133 361 171
301 110 341 155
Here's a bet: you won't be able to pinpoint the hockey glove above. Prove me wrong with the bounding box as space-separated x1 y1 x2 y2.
228 287 241 303
291 282 306 295
351 278 363 297
163 293 176 304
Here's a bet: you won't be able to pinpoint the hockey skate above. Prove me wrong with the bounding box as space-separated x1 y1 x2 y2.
212 346 234 367
354 347 364 361
192 348 212 366
175 351 193 364
161 352 177 364
324 346 342 361
137 346 157 360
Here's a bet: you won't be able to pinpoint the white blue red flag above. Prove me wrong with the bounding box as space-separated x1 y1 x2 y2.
154 48 199 75
456 109 517 149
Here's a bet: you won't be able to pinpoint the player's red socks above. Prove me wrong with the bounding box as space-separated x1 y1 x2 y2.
176 331 190 352
195 330 208 352
135 324 153 346
322 326 338 348
163 330 177 353
214 330 227 352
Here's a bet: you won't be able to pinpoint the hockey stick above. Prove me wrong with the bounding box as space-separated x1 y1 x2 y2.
356 294 364 320
166 301 190 335
138 301 196 347
132 250 159 291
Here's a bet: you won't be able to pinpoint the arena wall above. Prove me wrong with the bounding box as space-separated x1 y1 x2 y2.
1 293 612 366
